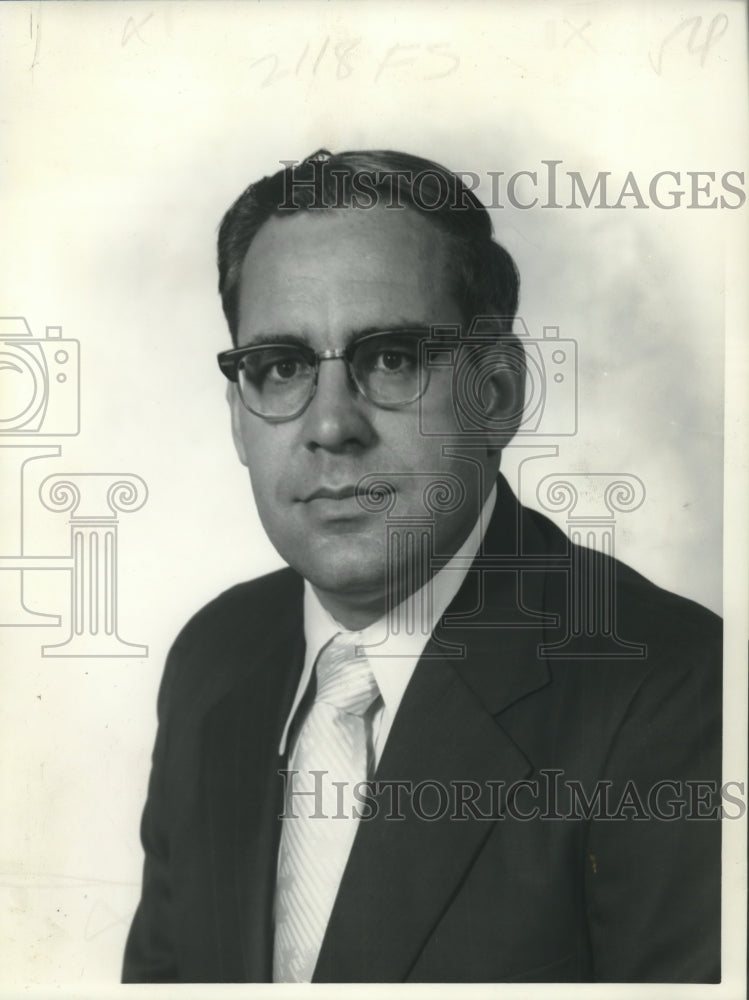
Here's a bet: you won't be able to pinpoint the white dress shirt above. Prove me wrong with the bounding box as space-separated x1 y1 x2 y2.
278 484 497 767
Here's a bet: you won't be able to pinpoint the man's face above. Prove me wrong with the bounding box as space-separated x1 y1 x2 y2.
228 206 501 623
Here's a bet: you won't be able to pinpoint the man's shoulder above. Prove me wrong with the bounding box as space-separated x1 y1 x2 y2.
513 502 722 756
156 566 303 716
180 566 303 635
614 552 721 636
523 500 722 652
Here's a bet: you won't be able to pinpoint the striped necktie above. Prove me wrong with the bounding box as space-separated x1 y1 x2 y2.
273 633 380 982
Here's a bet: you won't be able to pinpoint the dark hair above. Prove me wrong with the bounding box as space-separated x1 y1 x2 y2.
217 148 520 345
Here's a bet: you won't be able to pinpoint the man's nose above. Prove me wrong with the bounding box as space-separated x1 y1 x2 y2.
300 357 376 452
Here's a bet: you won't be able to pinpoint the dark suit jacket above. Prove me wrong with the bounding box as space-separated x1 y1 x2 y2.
122 477 721 983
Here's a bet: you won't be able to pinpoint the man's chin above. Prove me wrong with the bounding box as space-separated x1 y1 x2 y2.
288 541 389 605
304 563 388 601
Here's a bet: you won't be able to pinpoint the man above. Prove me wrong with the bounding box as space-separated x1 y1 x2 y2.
123 149 721 983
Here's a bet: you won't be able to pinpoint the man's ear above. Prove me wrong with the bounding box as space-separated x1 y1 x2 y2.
469 354 526 454
227 382 250 468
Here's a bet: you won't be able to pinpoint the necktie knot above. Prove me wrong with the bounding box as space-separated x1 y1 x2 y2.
314 634 379 717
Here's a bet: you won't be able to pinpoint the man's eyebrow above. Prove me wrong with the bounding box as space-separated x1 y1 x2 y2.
240 325 432 349
240 332 312 348
348 324 432 342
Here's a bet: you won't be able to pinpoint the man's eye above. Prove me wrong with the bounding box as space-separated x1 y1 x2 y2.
244 350 310 386
267 358 303 382
364 339 419 376
375 350 411 372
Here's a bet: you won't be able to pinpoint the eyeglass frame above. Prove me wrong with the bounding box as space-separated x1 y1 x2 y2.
217 326 436 422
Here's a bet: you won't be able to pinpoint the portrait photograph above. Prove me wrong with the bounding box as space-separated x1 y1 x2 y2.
1 1 747 996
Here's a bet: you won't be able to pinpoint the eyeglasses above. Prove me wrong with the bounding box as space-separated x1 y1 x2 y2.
217 328 433 422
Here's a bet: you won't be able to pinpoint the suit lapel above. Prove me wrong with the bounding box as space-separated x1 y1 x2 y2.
202 587 305 981
314 478 555 982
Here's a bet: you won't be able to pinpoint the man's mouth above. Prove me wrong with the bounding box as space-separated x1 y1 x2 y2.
300 483 396 511
303 485 359 502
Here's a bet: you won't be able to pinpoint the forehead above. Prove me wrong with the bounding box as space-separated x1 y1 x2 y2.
236 207 462 344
